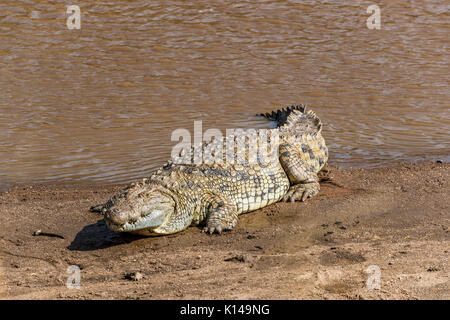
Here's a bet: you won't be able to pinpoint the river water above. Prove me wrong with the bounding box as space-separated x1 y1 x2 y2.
0 0 449 188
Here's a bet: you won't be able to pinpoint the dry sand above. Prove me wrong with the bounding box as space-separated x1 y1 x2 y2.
0 161 448 300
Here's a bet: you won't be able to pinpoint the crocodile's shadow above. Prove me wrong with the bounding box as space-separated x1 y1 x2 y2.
68 219 147 251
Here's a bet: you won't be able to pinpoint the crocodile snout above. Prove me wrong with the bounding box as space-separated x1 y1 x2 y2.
105 208 130 226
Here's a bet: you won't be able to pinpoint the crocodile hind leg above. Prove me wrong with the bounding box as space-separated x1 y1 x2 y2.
279 143 320 202
318 163 333 182
202 197 238 234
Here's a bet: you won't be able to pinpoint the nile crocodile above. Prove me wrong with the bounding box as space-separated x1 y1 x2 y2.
90 105 328 235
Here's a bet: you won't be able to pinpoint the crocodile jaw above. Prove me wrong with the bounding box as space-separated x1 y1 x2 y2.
105 208 169 233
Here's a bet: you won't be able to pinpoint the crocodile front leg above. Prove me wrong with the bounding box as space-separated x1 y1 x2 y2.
279 142 320 202
282 180 320 202
202 196 238 234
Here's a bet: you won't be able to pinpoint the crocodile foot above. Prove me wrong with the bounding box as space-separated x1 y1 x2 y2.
318 164 333 182
202 197 238 235
202 218 236 234
202 224 226 235
282 182 320 202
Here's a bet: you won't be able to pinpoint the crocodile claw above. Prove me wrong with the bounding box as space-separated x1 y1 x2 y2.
202 225 223 234
282 182 320 202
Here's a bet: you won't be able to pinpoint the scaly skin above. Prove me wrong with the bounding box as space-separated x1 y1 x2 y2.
90 105 328 235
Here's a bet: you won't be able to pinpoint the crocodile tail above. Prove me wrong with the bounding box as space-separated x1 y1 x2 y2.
259 105 305 126
259 105 322 135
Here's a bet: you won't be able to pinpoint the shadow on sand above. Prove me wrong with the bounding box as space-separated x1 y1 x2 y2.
68 219 147 251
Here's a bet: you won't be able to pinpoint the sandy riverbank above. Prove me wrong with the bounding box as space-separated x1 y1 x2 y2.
0 161 448 299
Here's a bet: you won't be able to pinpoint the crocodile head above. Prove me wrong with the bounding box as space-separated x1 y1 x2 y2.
103 182 175 235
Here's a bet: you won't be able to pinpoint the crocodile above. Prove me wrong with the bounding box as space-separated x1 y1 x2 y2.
90 105 328 235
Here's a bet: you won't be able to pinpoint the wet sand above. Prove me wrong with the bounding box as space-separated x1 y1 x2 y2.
0 161 448 300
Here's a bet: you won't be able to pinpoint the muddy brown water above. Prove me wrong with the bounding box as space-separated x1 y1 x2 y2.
0 1 449 189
